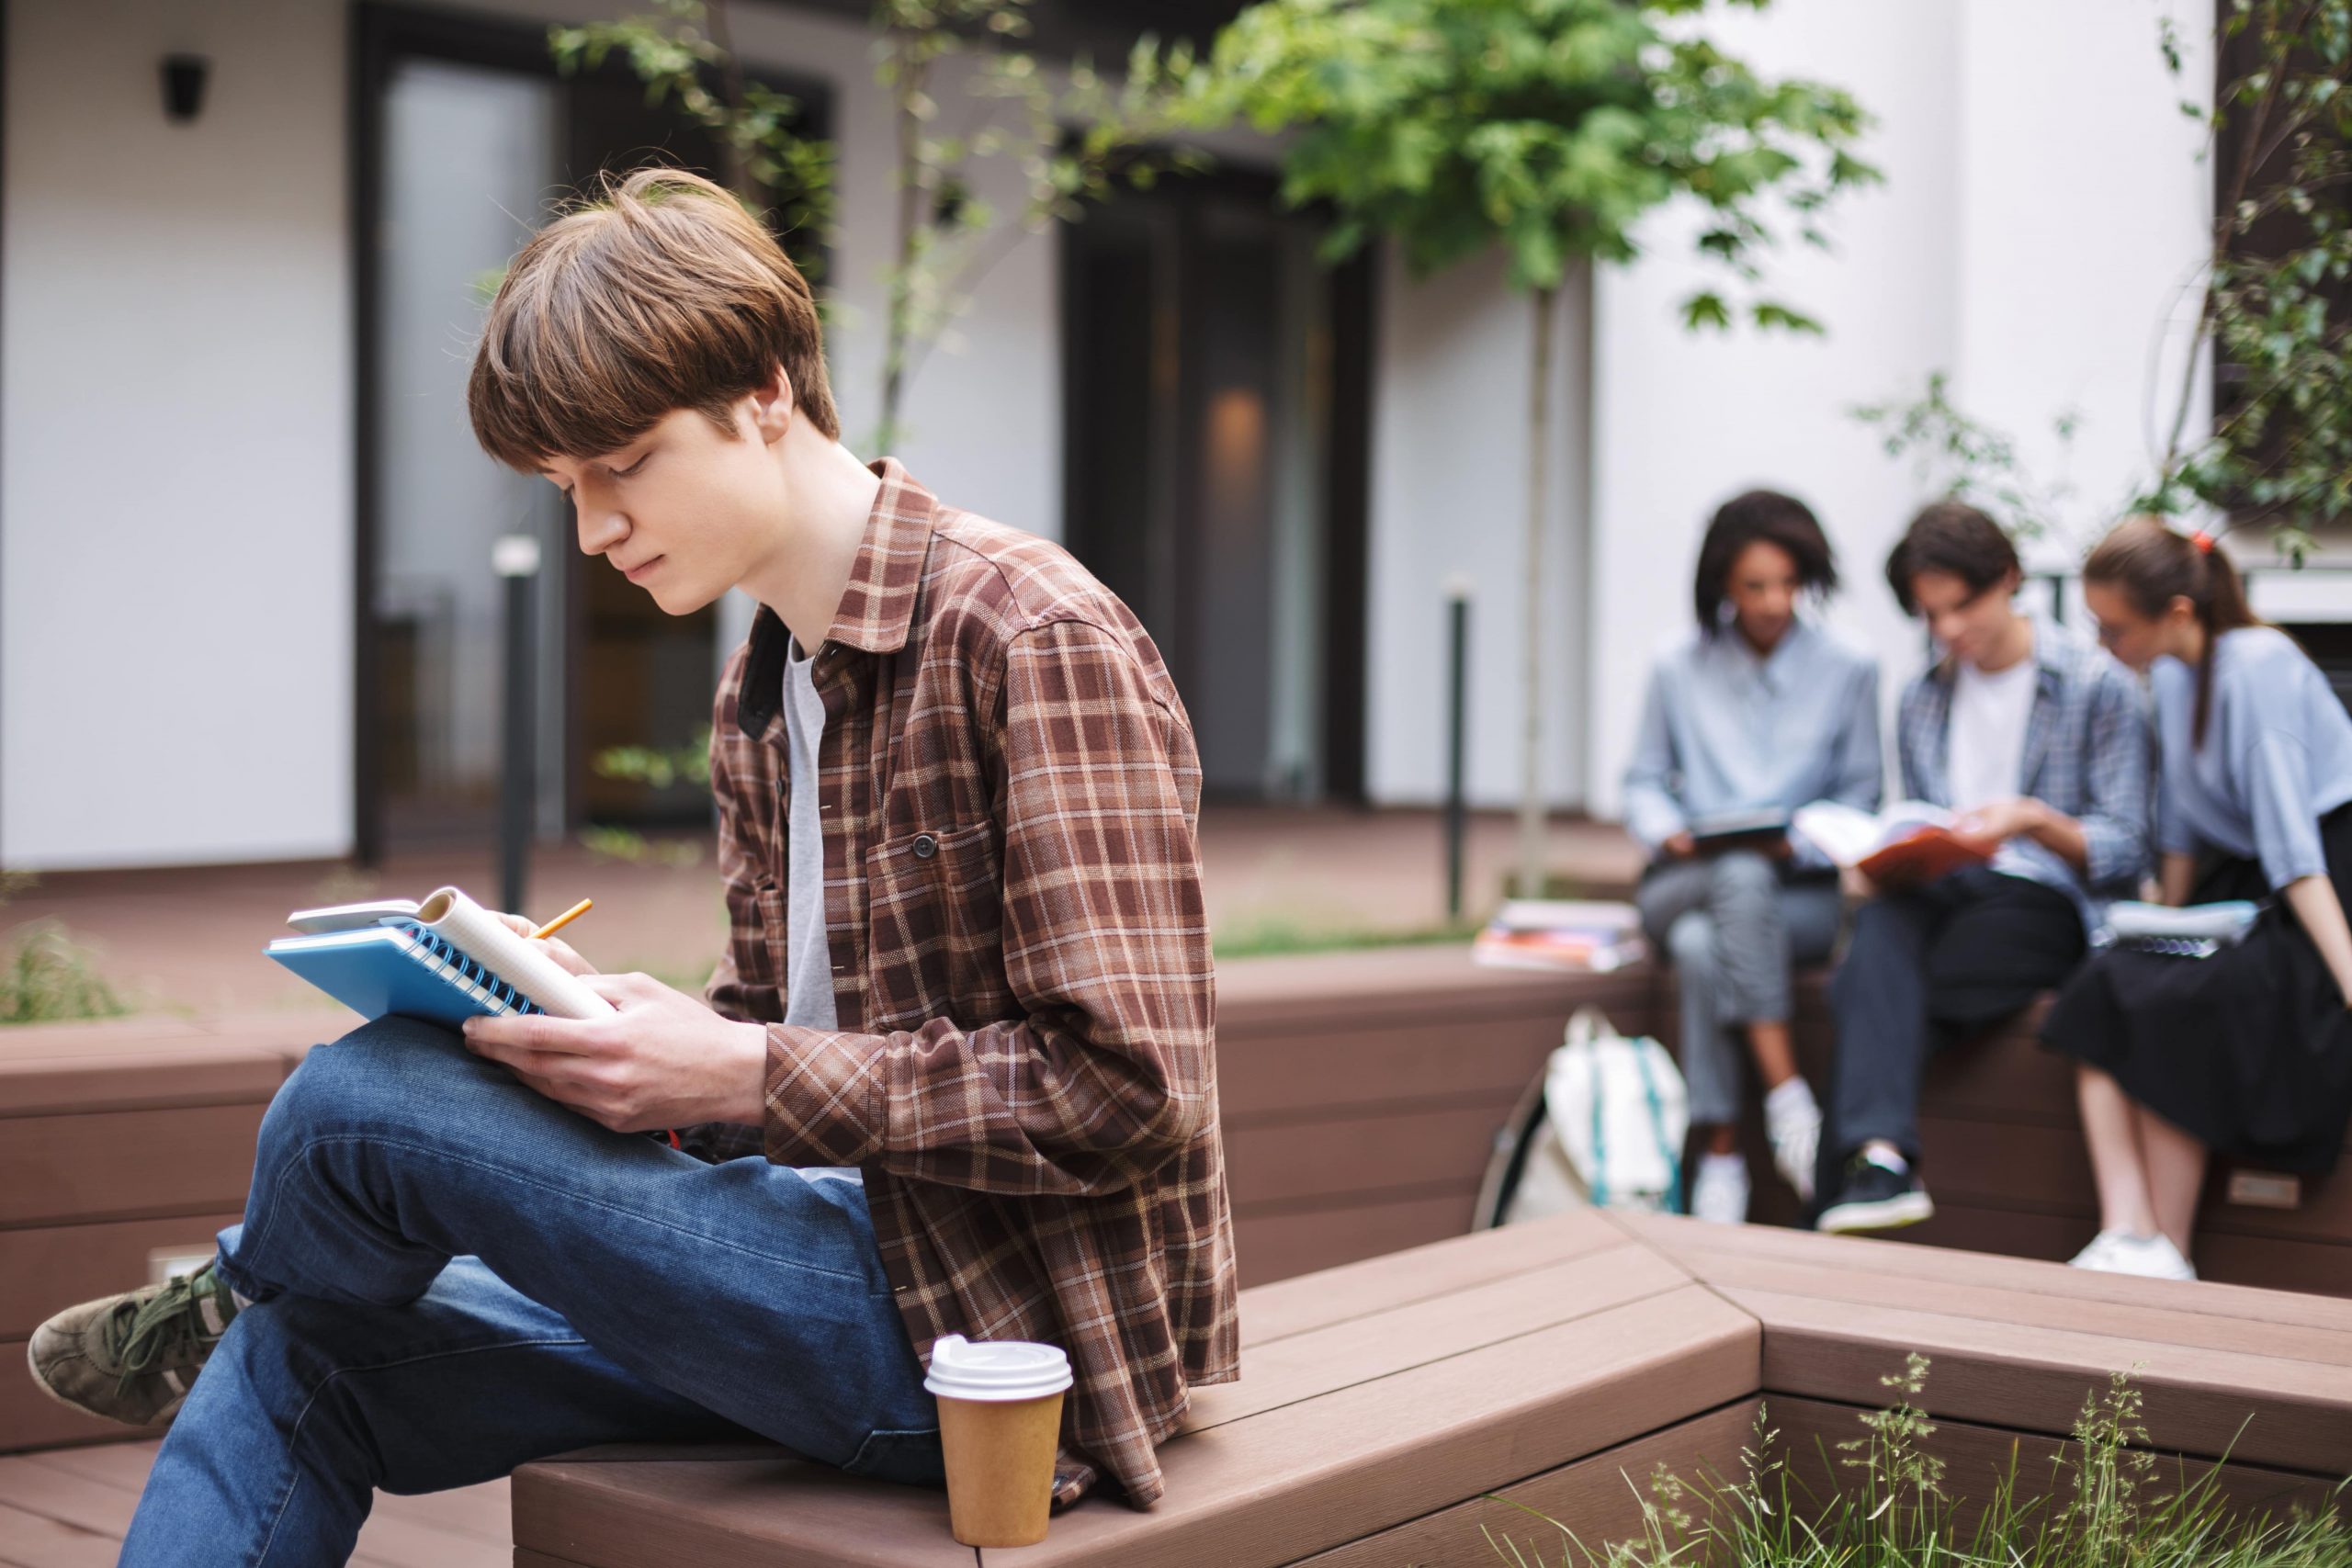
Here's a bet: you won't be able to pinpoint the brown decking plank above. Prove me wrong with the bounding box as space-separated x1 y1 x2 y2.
0 1214 241 1339
0 1104 265 1228
1283 1400 1759 1568
1613 1210 2352 1332
0 1500 116 1568
513 1288 1755 1568
0 1344 144 1453
0 1454 137 1540
2193 1229 2352 1299
512 1450 975 1568
1233 1189 1481 1286
1225 1102 1517 1208
985 1286 1758 1568
1724 1284 2352 1475
1666 1248 2352 1368
367 1478 514 1547
1184 1243 1690 1433
0 1048 285 1118
1240 1208 1629 1348
8 1440 156 1494
1214 947 1655 1033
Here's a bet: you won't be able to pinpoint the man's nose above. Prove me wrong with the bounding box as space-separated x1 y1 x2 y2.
578 509 627 556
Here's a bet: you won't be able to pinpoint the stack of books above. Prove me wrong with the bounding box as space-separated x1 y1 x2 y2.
1473 900 1646 973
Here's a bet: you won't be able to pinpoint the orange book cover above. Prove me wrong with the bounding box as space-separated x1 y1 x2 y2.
1856 827 1991 887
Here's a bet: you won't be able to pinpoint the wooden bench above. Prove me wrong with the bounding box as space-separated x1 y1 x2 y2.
0 1012 322 1452
1687 974 2352 1295
509 1210 2352 1567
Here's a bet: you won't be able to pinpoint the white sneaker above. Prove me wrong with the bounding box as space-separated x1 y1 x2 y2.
2071 1230 2197 1281
2068 1230 2126 1271
1764 1077 1822 1204
1690 1152 1751 1225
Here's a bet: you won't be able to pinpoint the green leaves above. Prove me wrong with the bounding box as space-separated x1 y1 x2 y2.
1187 0 1878 325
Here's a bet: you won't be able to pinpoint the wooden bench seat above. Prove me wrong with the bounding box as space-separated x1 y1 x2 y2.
1680 973 2352 1295
512 1211 2352 1567
511 1209 1759 1568
0 1012 322 1453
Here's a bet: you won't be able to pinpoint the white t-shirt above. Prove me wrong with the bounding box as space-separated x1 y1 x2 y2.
1948 647 2037 813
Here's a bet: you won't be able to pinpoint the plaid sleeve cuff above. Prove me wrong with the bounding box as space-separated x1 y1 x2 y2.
763 1025 889 1168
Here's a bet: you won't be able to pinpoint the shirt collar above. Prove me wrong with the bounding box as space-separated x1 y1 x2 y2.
1711 617 1814 691
1929 617 2066 698
734 457 939 739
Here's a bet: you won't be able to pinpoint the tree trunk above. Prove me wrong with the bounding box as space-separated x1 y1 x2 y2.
1516 284 1555 901
878 48 925 455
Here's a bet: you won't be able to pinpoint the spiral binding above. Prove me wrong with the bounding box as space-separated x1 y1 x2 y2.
393 920 542 1013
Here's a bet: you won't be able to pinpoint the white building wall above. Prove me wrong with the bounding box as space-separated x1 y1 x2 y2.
1 0 2221 866
1585 0 2215 822
2 0 354 869
1363 250 1592 810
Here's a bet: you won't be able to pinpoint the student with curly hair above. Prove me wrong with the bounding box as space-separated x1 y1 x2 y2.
1625 490 1882 1224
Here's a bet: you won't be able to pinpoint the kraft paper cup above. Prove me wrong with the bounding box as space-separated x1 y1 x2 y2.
925 1335 1073 1548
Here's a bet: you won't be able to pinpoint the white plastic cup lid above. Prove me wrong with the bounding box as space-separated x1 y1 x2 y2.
923 1334 1074 1403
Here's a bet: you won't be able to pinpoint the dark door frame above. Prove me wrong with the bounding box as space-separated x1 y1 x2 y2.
1057 158 1376 804
348 2 831 863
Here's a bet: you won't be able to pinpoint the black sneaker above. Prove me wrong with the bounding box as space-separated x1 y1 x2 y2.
1816 1151 1933 1235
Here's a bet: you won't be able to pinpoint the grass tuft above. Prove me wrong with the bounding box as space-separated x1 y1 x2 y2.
1482 1359 2352 1566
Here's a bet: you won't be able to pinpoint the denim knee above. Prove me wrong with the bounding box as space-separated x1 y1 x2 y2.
1667 910 1718 972
266 1017 475 1152
1709 851 1778 900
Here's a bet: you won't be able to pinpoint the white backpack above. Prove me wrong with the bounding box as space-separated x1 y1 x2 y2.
1483 1006 1689 1224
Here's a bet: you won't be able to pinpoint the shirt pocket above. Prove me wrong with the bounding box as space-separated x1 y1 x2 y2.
863 820 1009 1029
722 875 789 997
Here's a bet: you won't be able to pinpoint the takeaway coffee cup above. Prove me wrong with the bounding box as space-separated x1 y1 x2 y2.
925 1334 1074 1548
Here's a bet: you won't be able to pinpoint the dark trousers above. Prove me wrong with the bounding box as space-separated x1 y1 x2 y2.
1826 867 2086 1173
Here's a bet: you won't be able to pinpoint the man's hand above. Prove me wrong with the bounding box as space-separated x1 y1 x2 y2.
460 973 768 1134
1952 796 2042 858
1662 831 1699 861
487 911 600 978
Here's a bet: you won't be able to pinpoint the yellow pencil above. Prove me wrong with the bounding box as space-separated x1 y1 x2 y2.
530 898 594 941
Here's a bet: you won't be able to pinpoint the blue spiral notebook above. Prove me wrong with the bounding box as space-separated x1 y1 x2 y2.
267 920 544 1028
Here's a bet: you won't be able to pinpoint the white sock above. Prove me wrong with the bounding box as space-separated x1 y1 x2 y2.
1765 1076 1818 1122
1699 1151 1747 1181
1860 1141 1909 1175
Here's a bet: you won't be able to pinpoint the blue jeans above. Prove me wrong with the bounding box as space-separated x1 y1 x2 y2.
120 1016 943 1567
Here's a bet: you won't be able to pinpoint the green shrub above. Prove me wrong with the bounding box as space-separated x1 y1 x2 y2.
0 919 129 1025
1485 1359 2351 1566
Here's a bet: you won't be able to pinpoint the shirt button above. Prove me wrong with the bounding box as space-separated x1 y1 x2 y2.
913 833 938 859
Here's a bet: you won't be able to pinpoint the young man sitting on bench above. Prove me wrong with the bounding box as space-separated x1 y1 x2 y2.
1815 502 2151 1235
28 167 1237 1565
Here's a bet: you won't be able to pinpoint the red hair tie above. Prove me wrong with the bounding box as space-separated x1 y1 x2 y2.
2191 529 2216 555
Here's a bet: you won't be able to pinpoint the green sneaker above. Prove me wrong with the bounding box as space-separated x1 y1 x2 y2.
26 1261 241 1427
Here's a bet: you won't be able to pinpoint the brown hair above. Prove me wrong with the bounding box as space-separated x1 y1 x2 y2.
1692 489 1840 634
2083 515 2260 748
1883 501 2019 615
467 166 838 469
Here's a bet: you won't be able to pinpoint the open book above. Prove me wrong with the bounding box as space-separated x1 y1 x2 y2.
267 886 611 1027
1792 801 1992 887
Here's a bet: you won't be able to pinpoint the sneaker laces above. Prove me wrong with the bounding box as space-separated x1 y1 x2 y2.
106 1264 233 1395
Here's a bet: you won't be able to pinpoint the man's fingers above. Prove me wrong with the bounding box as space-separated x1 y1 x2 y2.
462 1011 609 1058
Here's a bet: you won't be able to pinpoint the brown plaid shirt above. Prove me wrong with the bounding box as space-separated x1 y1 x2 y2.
697 458 1237 1507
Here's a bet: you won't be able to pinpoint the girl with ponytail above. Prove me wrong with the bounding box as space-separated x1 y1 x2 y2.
2042 516 2352 1280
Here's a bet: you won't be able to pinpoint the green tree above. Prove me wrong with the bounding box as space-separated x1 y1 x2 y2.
550 0 835 251
870 0 1205 451
2146 0 2351 564
1189 0 1876 897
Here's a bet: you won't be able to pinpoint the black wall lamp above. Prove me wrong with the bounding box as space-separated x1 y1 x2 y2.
161 53 209 123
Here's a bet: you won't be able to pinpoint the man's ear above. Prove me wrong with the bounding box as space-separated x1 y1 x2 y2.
747 361 796 446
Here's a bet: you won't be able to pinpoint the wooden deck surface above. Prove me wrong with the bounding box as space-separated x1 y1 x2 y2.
0 1439 509 1567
